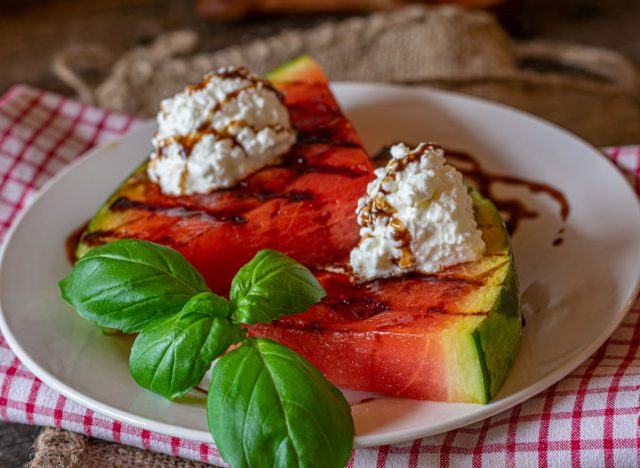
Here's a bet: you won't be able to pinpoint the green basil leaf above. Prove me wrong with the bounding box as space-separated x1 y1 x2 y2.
207 338 354 468
230 250 326 325
59 239 209 333
130 292 239 399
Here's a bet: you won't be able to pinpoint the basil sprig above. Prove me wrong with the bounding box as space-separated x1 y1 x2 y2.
59 240 353 468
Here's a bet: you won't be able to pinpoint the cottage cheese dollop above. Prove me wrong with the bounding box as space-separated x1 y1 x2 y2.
148 67 296 195
350 142 485 280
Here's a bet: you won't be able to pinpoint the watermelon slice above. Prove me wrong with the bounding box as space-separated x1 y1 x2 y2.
76 56 374 295
76 56 521 403
252 190 521 403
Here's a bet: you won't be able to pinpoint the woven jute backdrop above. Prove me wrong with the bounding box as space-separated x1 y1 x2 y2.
54 5 640 146
31 5 639 467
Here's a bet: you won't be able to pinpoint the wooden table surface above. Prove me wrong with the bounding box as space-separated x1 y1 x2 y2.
0 0 638 465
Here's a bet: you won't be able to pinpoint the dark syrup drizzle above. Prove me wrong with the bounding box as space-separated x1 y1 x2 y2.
110 196 248 224
193 386 209 395
373 145 570 240
552 227 566 247
65 223 87 265
350 397 376 406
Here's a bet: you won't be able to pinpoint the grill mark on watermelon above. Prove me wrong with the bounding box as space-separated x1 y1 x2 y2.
109 185 323 216
81 230 121 246
269 303 490 333
110 197 249 224
254 190 315 202
295 134 360 148
426 306 487 316
387 271 484 286
436 259 508 283
287 321 324 332
284 156 368 179
87 188 331 252
275 269 489 329
322 295 389 321
372 308 489 331
81 229 191 250
286 93 358 145
281 145 370 179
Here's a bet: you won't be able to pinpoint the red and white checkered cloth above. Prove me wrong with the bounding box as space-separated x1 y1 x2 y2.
0 85 638 467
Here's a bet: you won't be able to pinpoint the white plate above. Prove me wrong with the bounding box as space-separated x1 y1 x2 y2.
1 83 639 447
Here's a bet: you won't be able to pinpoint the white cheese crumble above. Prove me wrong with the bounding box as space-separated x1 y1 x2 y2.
147 67 296 195
350 142 485 280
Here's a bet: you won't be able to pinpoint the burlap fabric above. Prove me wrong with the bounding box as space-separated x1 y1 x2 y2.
32 5 639 467
55 5 640 146
30 428 209 467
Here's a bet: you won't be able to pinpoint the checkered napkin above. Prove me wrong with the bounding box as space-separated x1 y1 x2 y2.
0 85 638 467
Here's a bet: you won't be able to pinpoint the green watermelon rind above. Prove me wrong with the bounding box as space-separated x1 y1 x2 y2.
266 54 314 81
469 190 521 403
75 162 147 260
472 265 521 402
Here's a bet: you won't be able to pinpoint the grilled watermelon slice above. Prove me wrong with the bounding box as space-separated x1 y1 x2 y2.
76 56 374 294
76 56 521 403
252 190 521 403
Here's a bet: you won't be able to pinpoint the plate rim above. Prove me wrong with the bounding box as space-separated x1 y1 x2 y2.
1 82 639 447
